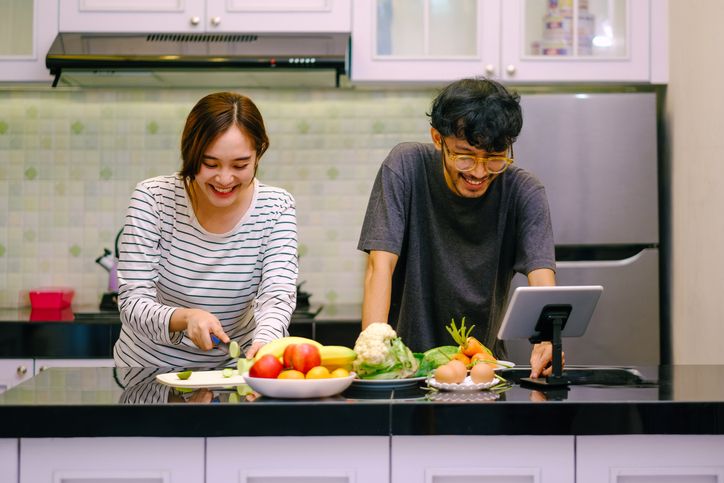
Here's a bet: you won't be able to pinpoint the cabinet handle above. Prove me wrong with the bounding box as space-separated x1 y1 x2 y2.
39 365 48 372
16 366 27 376
190 16 201 26
211 16 221 26
506 64 517 76
484 64 495 76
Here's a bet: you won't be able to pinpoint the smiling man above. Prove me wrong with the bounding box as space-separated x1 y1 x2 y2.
358 78 557 378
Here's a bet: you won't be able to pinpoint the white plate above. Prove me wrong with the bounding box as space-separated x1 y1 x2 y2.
426 375 500 392
156 370 245 389
351 376 427 390
243 374 355 399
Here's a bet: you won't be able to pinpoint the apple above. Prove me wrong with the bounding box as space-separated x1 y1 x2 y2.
288 343 322 374
249 354 283 379
283 343 297 368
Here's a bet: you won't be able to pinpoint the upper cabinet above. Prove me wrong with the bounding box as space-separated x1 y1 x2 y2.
0 0 58 82
500 0 650 82
58 0 351 33
351 0 500 82
351 0 667 84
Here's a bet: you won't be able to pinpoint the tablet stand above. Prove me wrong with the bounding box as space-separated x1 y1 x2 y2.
519 304 572 389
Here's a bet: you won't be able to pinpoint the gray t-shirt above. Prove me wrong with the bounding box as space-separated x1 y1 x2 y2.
358 142 556 356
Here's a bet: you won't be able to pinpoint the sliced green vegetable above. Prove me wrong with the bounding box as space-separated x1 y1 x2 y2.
177 370 192 380
229 340 241 359
228 392 240 403
237 358 253 374
236 384 254 396
222 368 234 378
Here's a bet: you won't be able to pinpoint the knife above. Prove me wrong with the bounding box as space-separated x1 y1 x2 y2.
211 335 229 353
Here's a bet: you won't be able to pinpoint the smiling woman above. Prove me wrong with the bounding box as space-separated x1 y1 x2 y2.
113 92 298 368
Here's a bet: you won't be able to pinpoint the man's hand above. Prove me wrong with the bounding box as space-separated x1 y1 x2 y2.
529 341 565 379
182 308 229 351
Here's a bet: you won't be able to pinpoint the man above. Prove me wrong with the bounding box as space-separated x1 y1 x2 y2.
358 78 557 378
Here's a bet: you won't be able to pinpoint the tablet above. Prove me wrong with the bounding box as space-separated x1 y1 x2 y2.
497 286 603 340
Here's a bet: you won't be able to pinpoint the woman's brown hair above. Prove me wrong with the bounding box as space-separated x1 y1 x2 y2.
179 92 269 186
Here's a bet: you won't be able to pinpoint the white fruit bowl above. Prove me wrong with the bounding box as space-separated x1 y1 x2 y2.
243 374 355 399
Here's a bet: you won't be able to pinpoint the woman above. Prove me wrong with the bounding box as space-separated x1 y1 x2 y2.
113 92 297 367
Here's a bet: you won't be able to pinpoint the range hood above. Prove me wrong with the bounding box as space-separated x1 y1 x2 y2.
46 32 349 88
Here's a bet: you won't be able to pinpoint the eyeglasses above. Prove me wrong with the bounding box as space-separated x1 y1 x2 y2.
442 140 514 174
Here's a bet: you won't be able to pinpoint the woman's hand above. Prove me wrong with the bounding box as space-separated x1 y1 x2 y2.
244 340 265 358
529 341 565 379
176 308 230 351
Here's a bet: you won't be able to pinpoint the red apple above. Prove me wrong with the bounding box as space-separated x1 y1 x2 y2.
289 343 322 374
283 344 297 368
249 354 283 379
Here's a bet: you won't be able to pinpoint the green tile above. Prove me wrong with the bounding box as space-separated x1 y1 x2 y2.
69 244 81 257
71 121 84 135
24 167 37 180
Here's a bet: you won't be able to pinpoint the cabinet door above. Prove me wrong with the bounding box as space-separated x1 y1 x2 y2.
207 436 389 483
0 439 18 483
34 358 114 375
577 435 724 483
0 359 34 393
351 0 500 82
500 0 650 82
20 437 204 483
207 0 351 32
0 0 57 82
392 435 574 483
59 0 206 32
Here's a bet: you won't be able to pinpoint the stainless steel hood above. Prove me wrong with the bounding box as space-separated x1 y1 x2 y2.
46 32 349 88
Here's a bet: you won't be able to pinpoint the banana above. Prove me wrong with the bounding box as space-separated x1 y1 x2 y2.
253 336 323 361
320 345 357 370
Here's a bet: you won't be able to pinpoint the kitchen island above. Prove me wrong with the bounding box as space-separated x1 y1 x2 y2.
1 365 724 482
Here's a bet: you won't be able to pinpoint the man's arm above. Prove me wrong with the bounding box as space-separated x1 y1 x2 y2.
527 267 557 378
361 250 399 330
527 268 555 287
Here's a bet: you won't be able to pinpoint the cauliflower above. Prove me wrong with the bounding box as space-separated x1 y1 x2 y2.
352 323 419 379
353 322 398 365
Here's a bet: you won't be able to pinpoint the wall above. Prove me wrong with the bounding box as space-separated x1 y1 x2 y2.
668 1 724 363
0 87 434 309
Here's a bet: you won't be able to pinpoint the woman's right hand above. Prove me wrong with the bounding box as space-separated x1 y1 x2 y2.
173 308 230 351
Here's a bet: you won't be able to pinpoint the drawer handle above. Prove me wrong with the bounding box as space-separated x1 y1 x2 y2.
16 366 28 376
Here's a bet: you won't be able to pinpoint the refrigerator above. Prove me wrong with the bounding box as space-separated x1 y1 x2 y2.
505 90 663 366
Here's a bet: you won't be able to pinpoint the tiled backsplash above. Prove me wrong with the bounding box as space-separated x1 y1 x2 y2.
0 87 434 308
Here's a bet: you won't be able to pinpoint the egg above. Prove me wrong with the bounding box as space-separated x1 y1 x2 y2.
433 363 458 384
470 362 495 384
446 360 468 383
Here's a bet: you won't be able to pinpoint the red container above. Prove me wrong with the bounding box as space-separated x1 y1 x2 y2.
28 287 75 309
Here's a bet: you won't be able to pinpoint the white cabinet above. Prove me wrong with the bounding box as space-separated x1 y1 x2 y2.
0 439 18 483
577 435 724 483
351 0 500 82
59 0 351 33
0 359 34 393
500 0 650 82
0 0 58 82
207 436 389 483
34 358 115 375
391 435 575 483
351 0 665 83
20 437 205 483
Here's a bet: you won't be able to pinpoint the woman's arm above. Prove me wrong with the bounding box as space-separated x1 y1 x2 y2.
252 193 298 356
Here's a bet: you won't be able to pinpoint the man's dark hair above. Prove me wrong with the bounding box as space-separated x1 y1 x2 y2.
429 78 522 152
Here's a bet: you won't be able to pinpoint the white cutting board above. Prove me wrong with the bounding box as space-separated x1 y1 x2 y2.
156 370 246 388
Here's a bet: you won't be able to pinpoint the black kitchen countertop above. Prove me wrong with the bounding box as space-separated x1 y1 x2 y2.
0 304 363 358
1 365 723 438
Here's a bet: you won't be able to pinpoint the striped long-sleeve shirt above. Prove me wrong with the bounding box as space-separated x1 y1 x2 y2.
113 174 298 368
